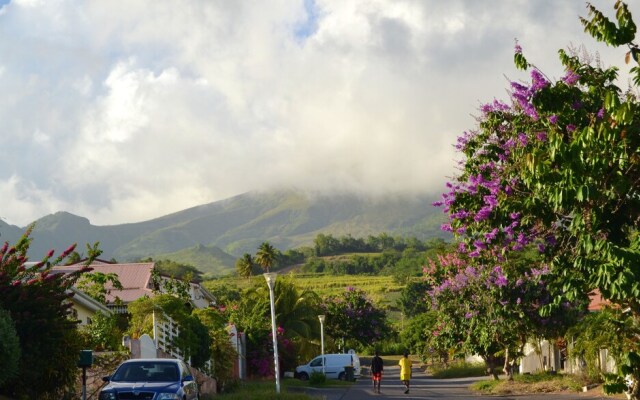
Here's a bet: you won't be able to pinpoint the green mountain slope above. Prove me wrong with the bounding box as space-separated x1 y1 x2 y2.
1 189 449 274
153 244 237 278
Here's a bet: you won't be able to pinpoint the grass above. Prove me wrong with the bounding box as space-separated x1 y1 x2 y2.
202 378 352 400
470 372 590 395
204 273 405 321
428 362 487 379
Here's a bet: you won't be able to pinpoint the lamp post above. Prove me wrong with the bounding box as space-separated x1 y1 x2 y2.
318 314 326 375
264 272 281 394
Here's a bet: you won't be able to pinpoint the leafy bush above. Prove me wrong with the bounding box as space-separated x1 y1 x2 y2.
0 308 20 386
429 361 486 378
309 371 327 385
0 230 101 399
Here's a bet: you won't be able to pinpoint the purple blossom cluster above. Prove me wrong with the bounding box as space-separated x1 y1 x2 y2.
562 69 580 86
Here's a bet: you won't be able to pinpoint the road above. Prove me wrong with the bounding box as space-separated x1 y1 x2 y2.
298 365 616 400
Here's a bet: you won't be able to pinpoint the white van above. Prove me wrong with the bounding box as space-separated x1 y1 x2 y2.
295 353 361 381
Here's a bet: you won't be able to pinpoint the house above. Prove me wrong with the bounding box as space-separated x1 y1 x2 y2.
518 289 614 375
68 286 113 325
53 261 215 313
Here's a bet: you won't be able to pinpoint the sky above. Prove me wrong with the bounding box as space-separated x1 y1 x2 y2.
1 0 638 227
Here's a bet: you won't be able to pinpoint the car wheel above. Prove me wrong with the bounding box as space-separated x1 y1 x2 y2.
299 372 309 381
338 372 346 381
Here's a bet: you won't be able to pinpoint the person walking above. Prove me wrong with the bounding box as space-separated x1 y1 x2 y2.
398 352 413 394
370 351 384 393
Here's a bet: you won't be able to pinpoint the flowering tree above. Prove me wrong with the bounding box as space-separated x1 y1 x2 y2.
322 287 393 351
433 1 640 395
0 228 100 398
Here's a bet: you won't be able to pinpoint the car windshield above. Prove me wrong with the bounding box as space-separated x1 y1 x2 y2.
111 361 179 382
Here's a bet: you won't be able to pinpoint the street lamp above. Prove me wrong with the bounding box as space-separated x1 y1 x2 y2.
264 272 281 394
318 314 326 375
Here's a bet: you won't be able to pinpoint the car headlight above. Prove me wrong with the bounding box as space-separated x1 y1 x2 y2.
156 393 181 400
98 392 116 400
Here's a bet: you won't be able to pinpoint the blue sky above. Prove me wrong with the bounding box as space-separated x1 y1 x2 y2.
0 0 638 226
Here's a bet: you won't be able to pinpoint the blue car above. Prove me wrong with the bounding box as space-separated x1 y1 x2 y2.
99 358 199 400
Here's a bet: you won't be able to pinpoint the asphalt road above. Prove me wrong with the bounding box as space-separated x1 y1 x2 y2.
298 365 617 400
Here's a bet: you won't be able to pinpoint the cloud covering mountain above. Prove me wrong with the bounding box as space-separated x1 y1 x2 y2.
0 0 637 226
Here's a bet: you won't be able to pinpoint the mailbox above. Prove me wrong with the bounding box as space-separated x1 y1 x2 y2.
78 350 93 368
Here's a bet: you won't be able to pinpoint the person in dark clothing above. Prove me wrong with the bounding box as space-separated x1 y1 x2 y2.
370 351 384 393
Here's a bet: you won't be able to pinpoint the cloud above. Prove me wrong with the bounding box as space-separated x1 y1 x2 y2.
0 0 636 226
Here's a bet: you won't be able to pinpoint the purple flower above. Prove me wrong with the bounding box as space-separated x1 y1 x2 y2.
597 108 605 119
495 275 508 287
530 69 549 92
572 101 582 110
514 41 522 54
518 132 528 146
549 115 558 124
562 69 580 86
516 298 521 305
566 124 577 132
536 131 548 141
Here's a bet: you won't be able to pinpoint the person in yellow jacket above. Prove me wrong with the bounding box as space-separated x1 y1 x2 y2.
398 352 412 394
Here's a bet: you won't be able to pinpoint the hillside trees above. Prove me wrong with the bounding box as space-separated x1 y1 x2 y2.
432 1 640 394
322 287 393 352
0 228 100 399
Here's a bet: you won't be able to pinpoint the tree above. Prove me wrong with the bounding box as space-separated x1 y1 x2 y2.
236 253 255 278
0 228 101 398
255 242 277 273
76 271 123 303
79 311 123 351
398 280 431 318
0 308 20 387
154 259 203 282
432 1 639 393
322 287 393 351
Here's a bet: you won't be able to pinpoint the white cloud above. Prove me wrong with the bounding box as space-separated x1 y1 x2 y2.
0 0 637 226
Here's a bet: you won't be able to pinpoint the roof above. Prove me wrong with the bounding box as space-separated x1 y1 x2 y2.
53 262 155 304
69 287 113 314
588 289 611 311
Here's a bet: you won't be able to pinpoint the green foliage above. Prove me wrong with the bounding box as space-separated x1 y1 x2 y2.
79 311 123 351
126 295 212 369
309 371 327 385
236 253 255 278
0 308 20 387
193 308 238 392
255 242 278 273
430 361 486 379
0 228 102 399
399 312 438 359
567 307 632 380
153 259 203 282
398 281 431 317
76 271 123 304
322 287 393 351
433 0 640 392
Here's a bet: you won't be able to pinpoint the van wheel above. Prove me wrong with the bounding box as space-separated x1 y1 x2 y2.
299 372 309 381
338 372 346 381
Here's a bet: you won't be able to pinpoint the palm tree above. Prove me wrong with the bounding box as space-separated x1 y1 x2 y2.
273 278 323 359
255 242 277 272
236 253 254 279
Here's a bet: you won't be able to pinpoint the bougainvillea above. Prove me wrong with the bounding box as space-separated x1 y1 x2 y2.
431 1 639 392
0 227 100 399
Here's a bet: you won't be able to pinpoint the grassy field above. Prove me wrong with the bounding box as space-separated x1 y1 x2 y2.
204 273 405 318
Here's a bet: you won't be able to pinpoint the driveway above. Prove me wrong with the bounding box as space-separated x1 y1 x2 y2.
298 365 616 400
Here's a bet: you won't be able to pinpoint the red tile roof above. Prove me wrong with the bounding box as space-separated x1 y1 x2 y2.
53 262 155 304
588 289 611 311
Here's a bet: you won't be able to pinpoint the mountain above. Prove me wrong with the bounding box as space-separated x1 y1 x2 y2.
153 244 238 278
0 190 448 275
